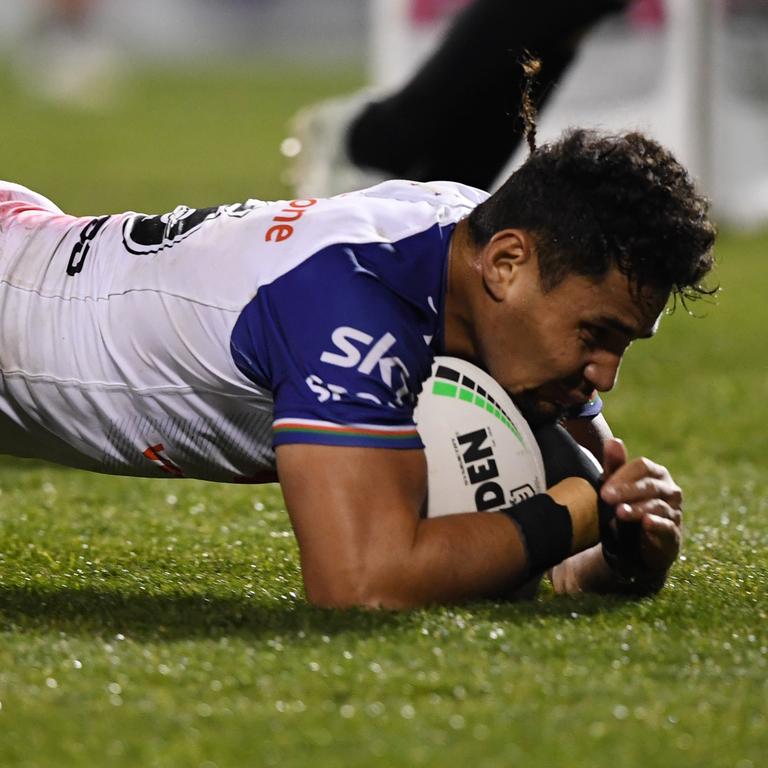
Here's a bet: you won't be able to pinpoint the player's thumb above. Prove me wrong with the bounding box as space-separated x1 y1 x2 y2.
602 437 627 479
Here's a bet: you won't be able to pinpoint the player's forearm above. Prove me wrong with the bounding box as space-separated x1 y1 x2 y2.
343 478 603 610
282 445 604 610
301 510 520 609
372 512 528 608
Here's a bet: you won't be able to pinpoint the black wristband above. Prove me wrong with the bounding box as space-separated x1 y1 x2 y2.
533 423 646 578
600 515 645 578
499 494 573 575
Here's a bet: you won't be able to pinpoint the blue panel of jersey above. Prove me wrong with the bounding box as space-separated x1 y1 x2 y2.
230 223 454 449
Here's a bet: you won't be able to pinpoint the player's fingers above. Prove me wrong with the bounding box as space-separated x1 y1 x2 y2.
643 513 679 534
603 456 671 487
642 514 682 553
640 516 681 570
604 477 683 507
602 437 627 478
616 499 683 526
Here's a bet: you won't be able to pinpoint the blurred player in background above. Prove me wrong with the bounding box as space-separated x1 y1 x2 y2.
289 0 630 197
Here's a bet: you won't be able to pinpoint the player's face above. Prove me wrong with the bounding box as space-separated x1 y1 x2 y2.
479 261 667 427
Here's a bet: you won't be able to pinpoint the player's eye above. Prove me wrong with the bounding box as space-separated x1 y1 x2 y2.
579 327 598 348
582 324 632 356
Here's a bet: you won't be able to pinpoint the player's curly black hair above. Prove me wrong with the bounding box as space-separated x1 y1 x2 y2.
467 127 717 302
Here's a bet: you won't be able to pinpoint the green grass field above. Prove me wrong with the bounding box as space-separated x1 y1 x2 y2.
0 62 766 768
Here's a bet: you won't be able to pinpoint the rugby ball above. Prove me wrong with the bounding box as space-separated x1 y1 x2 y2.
414 356 546 518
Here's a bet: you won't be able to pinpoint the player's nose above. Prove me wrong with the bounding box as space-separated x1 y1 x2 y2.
583 351 622 392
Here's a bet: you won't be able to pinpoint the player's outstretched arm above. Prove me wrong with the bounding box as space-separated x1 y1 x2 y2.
277 443 603 609
551 438 683 596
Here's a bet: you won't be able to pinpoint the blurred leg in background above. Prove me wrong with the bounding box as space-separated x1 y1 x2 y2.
289 0 629 196
14 0 123 108
50 0 96 22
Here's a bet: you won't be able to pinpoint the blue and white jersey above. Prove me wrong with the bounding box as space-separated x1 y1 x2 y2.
0 180 476 481
0 180 602 482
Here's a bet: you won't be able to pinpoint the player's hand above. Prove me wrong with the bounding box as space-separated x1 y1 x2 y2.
599 438 683 581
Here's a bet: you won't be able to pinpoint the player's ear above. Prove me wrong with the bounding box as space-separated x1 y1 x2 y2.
480 229 533 301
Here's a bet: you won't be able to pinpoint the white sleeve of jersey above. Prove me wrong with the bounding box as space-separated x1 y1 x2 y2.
341 179 489 222
0 181 63 213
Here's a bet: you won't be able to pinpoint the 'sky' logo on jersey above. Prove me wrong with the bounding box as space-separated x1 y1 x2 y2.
319 326 412 406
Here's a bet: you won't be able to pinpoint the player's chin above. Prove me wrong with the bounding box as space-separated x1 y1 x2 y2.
512 393 566 428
